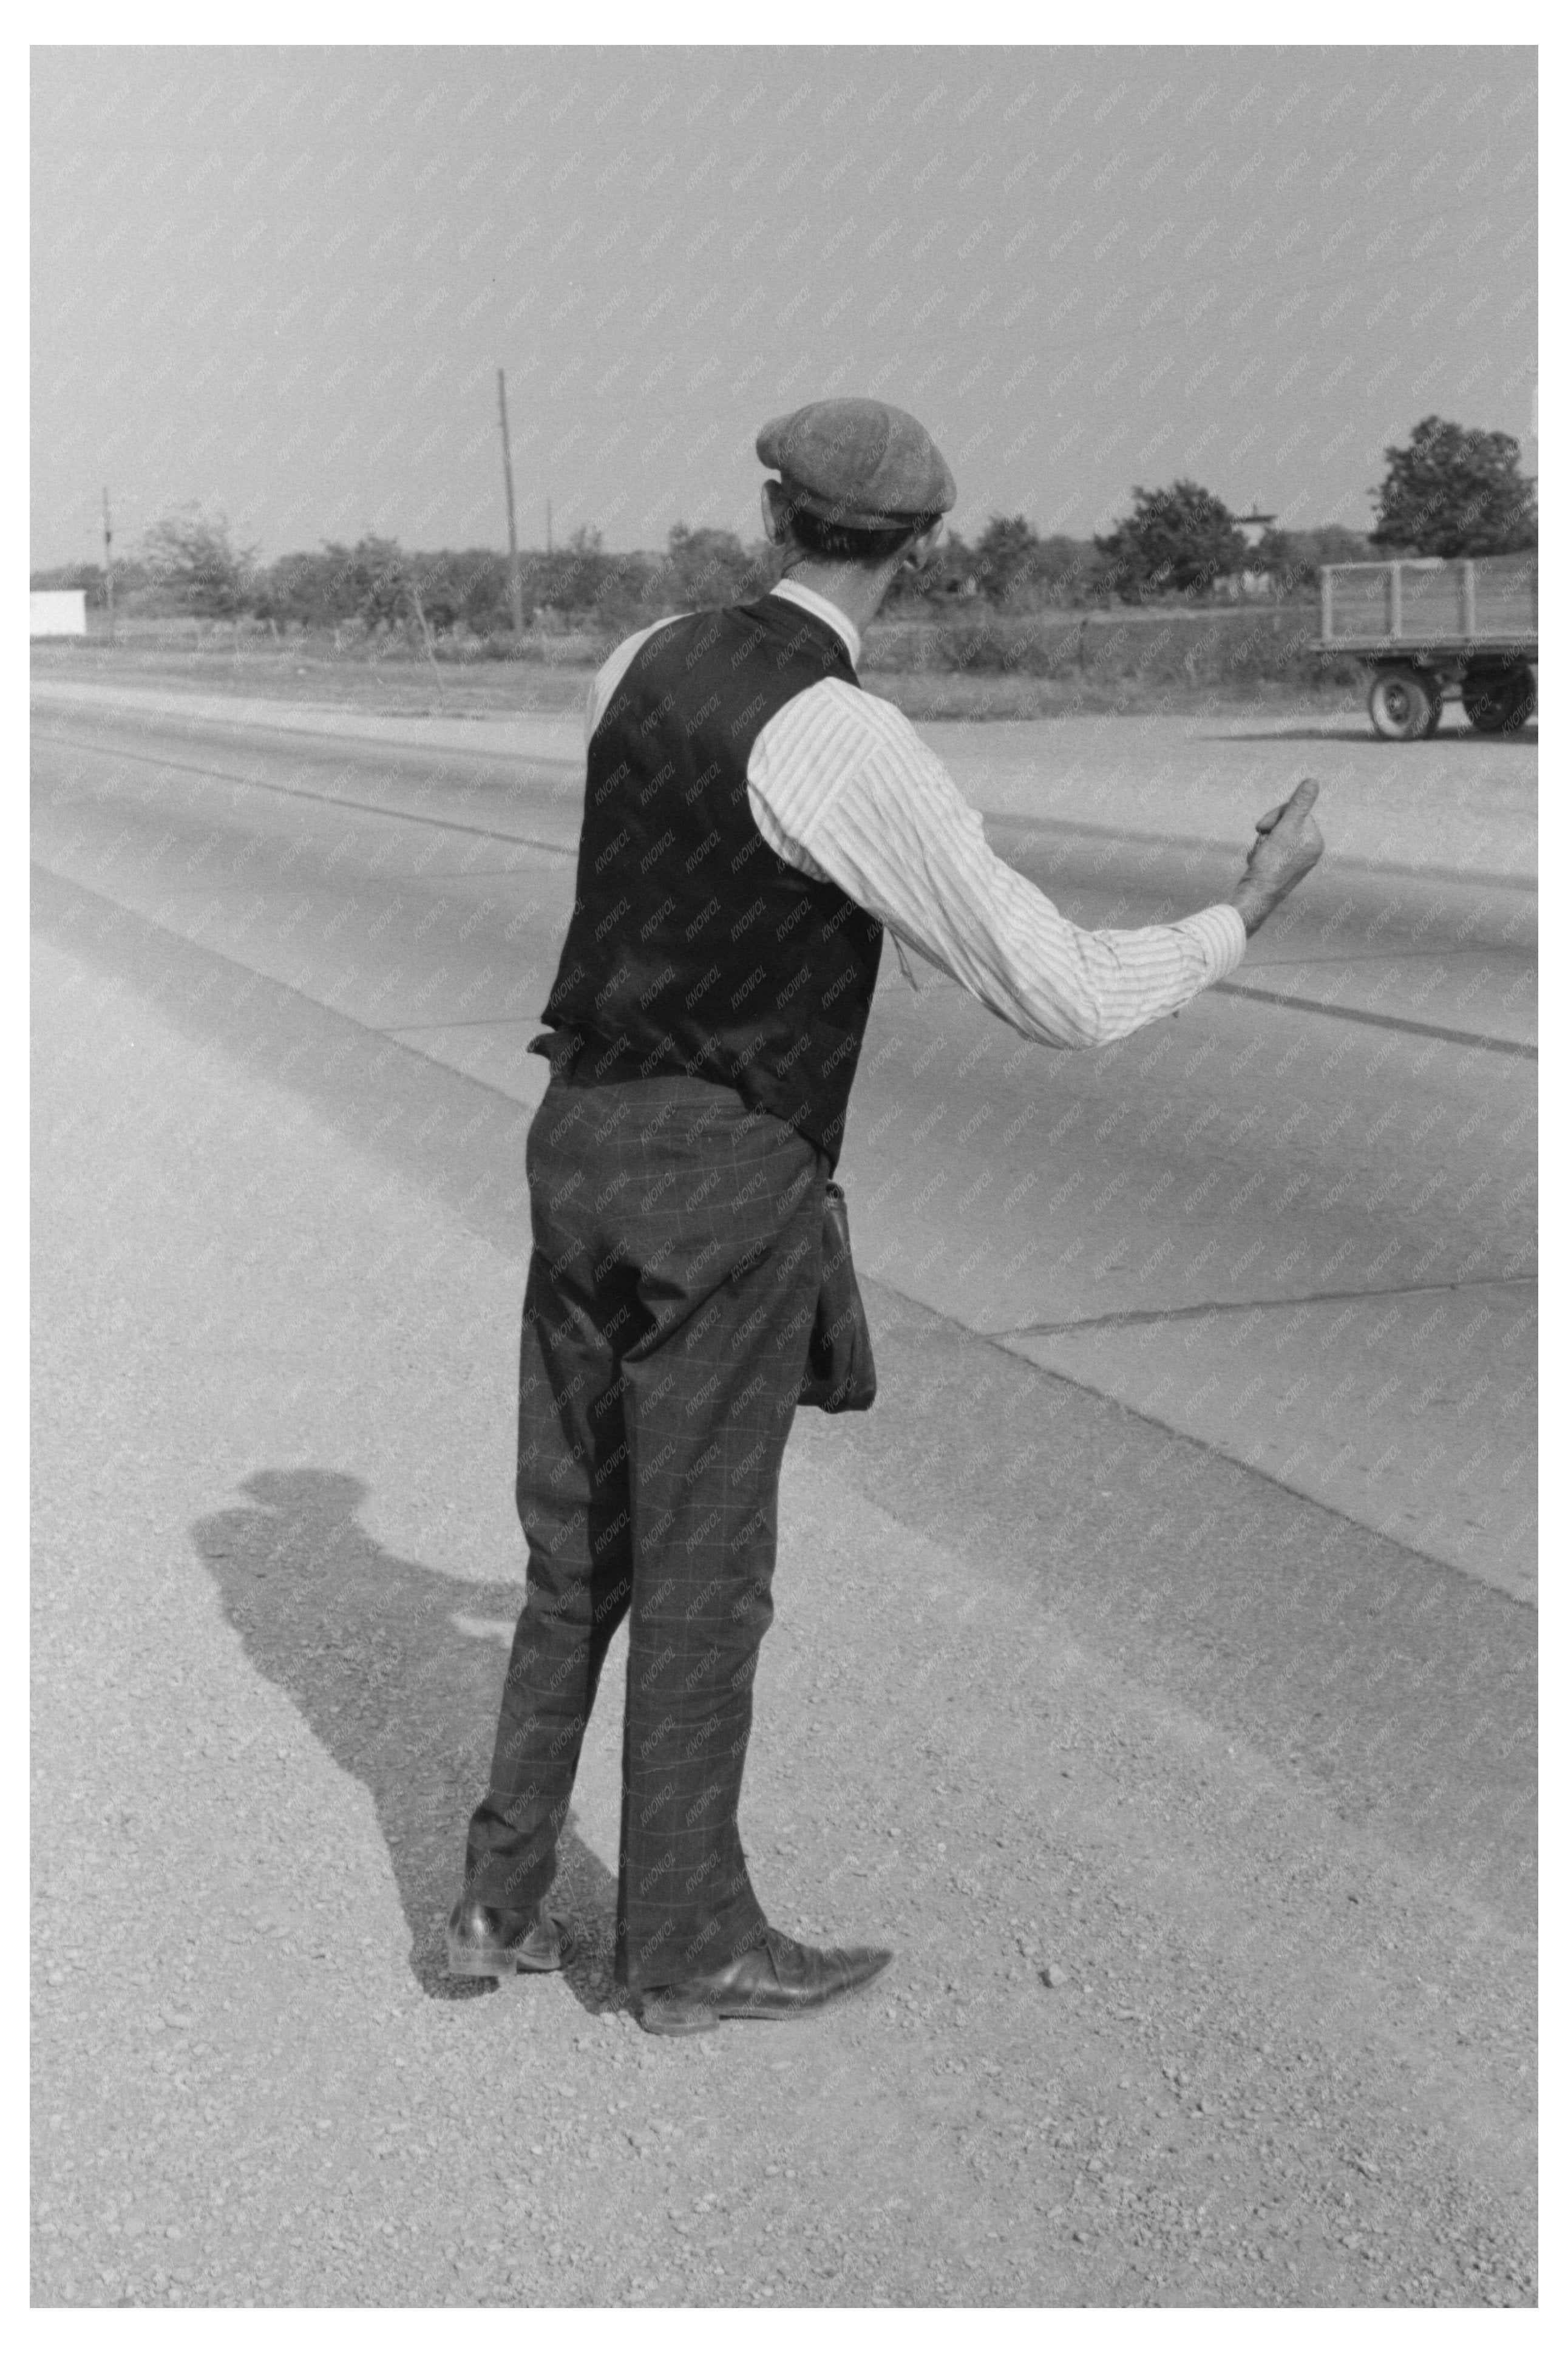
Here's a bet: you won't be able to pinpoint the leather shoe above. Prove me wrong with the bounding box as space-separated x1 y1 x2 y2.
636 1923 891 2036
447 1896 565 1980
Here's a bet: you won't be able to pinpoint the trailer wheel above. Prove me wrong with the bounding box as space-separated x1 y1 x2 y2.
1368 667 1440 741
1462 667 1536 735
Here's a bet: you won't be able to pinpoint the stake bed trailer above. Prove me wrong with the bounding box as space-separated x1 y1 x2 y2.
1313 555 1537 739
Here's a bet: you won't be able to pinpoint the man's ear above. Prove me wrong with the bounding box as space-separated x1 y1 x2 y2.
760 482 788 546
903 521 945 572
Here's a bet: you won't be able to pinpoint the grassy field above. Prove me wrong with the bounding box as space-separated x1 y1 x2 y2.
30 618 1363 724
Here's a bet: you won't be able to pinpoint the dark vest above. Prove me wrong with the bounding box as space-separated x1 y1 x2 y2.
534 594 884 1169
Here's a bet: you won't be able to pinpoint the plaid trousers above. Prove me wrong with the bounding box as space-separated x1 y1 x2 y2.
463 1071 827 1991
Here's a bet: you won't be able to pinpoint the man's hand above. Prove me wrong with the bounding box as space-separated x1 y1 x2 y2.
1227 778 1324 937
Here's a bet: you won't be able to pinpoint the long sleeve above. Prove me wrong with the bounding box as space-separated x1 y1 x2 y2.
747 679 1246 1051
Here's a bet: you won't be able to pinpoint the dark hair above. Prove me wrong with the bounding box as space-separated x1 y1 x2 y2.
781 488 936 564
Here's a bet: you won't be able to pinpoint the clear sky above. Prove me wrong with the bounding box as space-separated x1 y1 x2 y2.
31 44 1537 568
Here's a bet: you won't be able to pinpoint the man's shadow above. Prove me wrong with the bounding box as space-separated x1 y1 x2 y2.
192 1468 622 2005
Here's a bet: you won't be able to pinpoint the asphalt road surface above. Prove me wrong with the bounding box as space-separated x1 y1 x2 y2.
32 683 1535 2307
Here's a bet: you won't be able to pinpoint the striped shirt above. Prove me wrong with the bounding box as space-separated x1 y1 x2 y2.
585 578 1247 1053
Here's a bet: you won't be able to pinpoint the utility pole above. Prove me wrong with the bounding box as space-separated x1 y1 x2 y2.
546 497 552 557
101 487 115 643
496 367 523 638
403 562 447 708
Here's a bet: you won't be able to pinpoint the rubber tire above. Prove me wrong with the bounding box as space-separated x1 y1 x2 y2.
1462 669 1536 736
1368 668 1438 742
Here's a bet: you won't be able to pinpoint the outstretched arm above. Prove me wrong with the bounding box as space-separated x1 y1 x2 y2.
749 686 1322 1051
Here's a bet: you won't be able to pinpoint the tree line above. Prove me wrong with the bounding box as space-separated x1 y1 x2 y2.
34 416 1534 636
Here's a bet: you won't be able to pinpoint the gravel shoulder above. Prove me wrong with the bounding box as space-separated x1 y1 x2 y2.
31 884 1536 2309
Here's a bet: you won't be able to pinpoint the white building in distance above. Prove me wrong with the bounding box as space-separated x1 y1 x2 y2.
32 589 87 637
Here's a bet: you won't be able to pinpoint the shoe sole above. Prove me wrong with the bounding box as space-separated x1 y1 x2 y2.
636 1955 892 2037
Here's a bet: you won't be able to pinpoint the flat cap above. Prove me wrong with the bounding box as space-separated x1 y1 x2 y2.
756 398 956 530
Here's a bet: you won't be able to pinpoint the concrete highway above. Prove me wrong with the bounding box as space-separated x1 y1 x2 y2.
31 679 1536 2306
32 689 1535 1591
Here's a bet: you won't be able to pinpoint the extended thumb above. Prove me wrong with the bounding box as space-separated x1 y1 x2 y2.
1284 778 1320 820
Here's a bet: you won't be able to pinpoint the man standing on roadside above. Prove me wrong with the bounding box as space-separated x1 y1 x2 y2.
449 398 1323 2036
